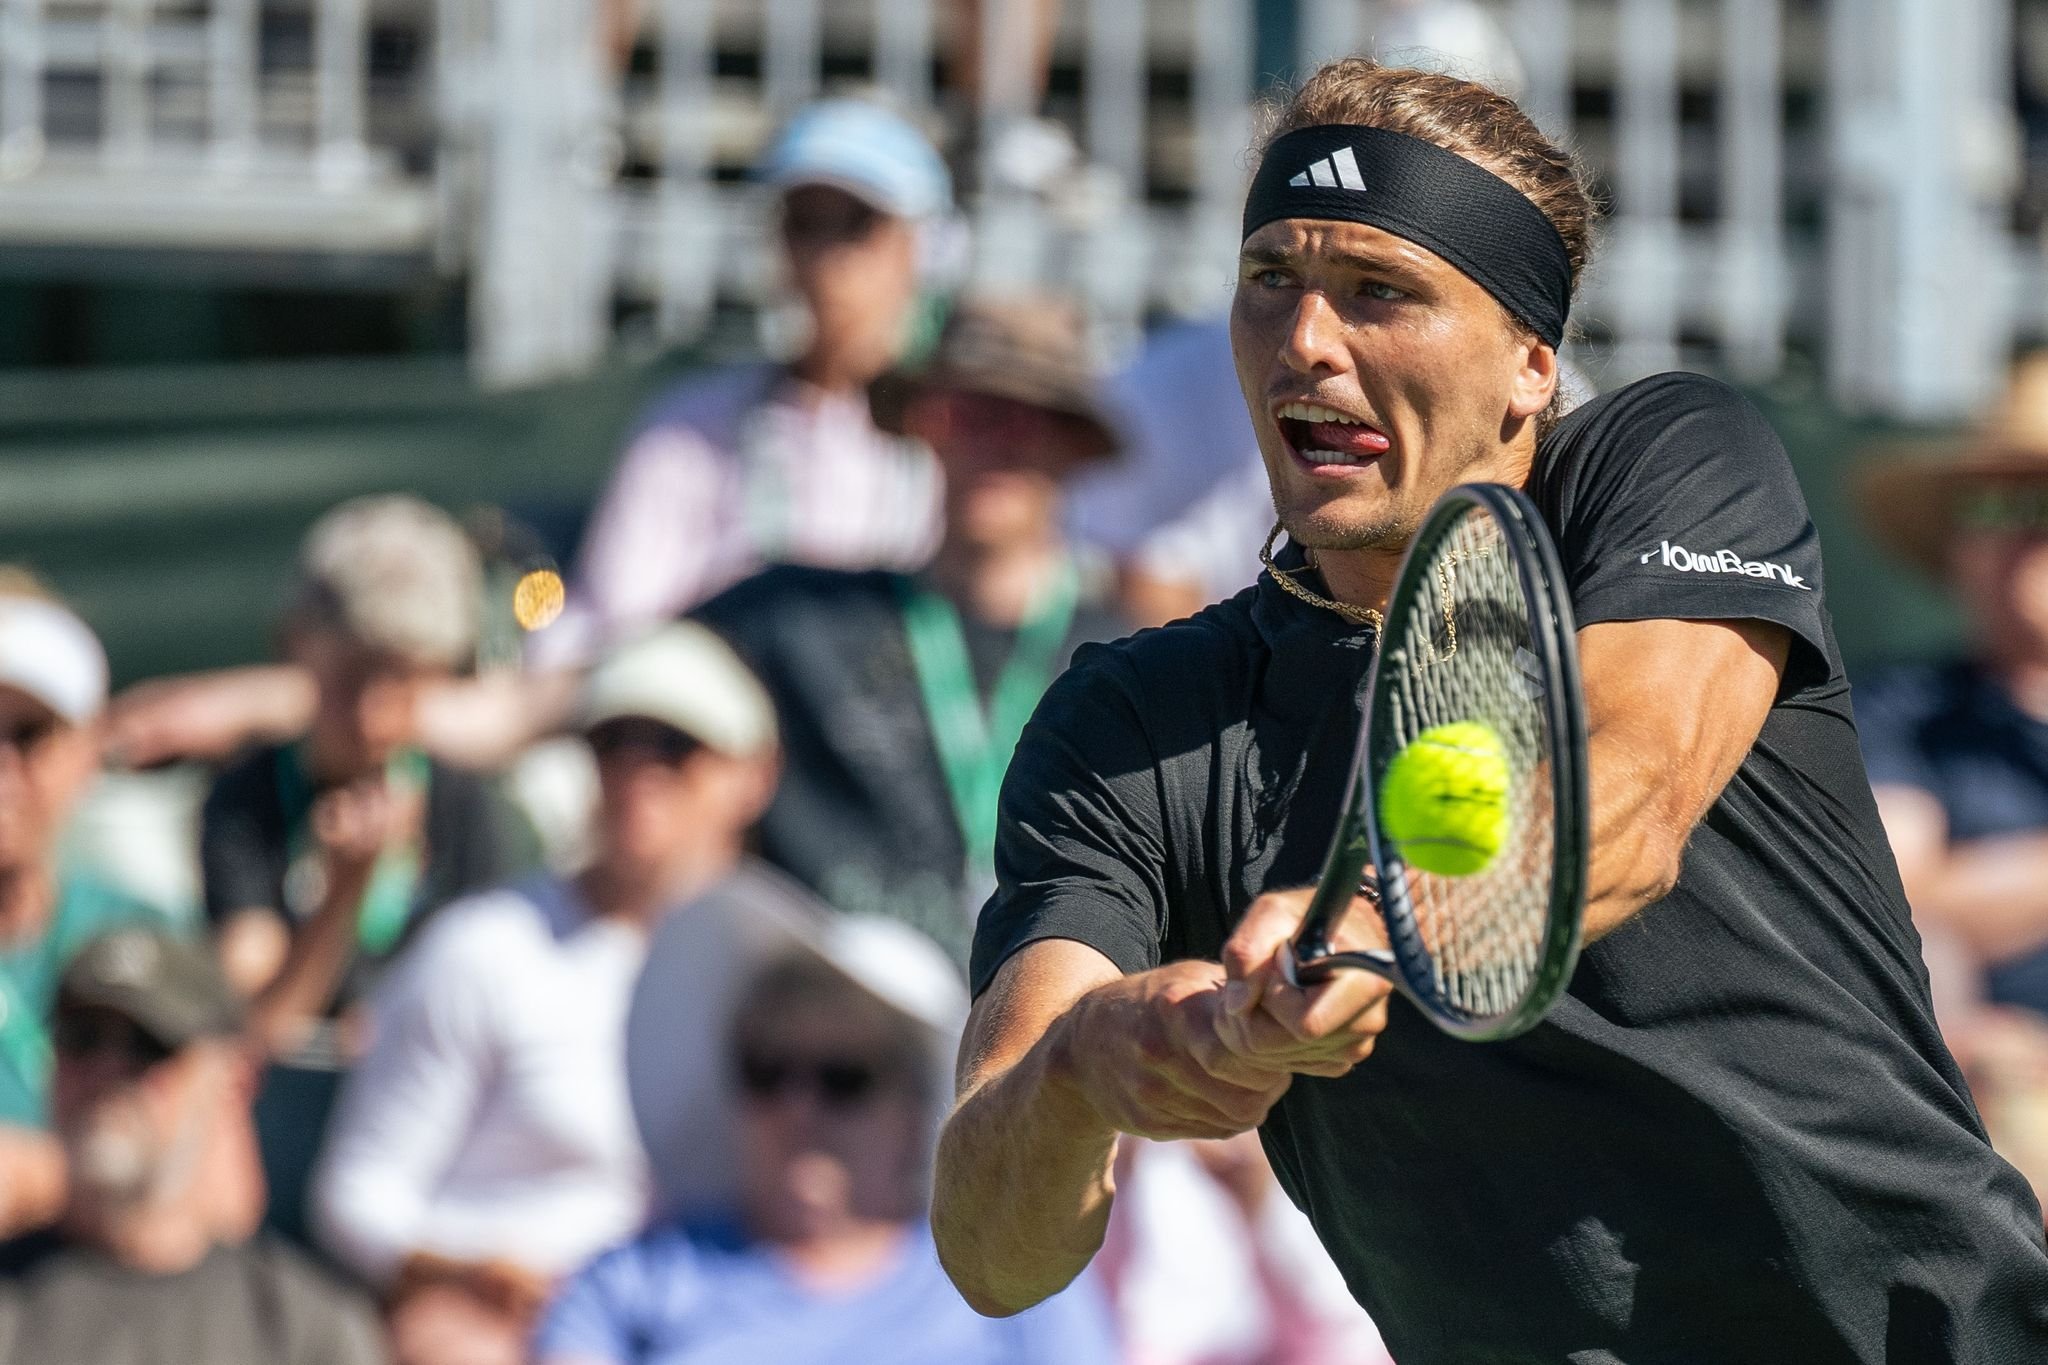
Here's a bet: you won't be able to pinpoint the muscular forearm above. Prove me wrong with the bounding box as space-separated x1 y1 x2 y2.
934 939 1310 1315
1578 720 1690 939
1572 618 1787 940
933 1008 1120 1316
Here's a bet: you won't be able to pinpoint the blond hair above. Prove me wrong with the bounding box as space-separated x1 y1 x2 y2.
1257 58 1600 337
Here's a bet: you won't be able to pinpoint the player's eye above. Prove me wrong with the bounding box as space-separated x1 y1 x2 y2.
1362 281 1406 302
1246 266 1294 289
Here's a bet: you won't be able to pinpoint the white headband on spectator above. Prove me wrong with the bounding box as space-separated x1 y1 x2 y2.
0 596 109 724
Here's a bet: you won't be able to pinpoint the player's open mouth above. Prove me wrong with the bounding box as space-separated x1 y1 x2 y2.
1274 401 1392 471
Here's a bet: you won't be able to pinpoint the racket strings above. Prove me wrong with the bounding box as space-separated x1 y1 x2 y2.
1378 509 1557 1022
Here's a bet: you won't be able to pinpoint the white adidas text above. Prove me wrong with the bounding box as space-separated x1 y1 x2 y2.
1639 540 1810 590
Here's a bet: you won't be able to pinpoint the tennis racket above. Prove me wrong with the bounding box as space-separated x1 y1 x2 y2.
1280 482 1587 1041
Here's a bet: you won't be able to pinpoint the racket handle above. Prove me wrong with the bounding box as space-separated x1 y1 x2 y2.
1283 941 1336 987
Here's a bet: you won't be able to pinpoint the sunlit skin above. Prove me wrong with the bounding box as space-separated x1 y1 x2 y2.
736 1002 926 1245
1230 217 1558 614
780 184 919 395
586 721 774 897
286 629 446 784
0 685 97 883
1950 526 2048 684
905 389 1094 554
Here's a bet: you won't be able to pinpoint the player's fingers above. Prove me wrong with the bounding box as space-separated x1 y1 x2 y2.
1135 1063 1282 1134
1215 994 1382 1072
1263 970 1395 1044
1220 889 1314 1016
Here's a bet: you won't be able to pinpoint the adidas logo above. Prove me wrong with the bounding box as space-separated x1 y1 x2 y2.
1288 146 1368 192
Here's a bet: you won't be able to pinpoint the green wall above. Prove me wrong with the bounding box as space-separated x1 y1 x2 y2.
0 356 1966 690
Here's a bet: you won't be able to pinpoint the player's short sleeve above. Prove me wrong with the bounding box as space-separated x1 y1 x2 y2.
1536 374 1830 690
969 647 1170 998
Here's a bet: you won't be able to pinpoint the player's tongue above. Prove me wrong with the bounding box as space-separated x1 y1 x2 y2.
1302 420 1390 459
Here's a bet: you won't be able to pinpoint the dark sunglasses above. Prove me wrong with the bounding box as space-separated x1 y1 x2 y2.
587 718 700 766
52 1010 175 1075
735 1051 893 1110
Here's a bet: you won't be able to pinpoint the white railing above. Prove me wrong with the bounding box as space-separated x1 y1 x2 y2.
0 0 2032 420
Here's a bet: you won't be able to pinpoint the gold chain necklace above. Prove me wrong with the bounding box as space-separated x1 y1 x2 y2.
1258 523 1384 631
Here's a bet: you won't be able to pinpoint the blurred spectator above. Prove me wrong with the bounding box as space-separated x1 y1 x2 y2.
547 98 952 661
1102 1137 1392 1365
312 624 778 1365
697 296 1130 961
622 861 840 1222
1858 352 2048 1021
0 927 381 1364
535 920 1118 1365
1068 318 1271 625
200 495 524 1055
0 577 169 1238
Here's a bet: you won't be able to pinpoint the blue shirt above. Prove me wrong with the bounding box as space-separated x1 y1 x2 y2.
1855 659 2048 1011
0 874 167 1127
534 1219 1118 1365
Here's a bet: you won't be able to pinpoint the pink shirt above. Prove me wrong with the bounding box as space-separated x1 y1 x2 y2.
549 365 942 660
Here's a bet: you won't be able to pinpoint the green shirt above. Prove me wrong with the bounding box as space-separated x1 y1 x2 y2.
0 875 168 1128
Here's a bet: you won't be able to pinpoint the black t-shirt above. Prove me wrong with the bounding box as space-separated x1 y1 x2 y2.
1857 661 2048 1014
697 565 1127 964
973 374 2048 1363
0 1232 384 1365
200 741 521 1013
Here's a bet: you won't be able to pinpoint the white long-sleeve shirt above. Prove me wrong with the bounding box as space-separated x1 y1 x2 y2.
312 877 652 1284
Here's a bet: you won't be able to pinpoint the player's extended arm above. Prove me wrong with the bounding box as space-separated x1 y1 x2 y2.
1573 616 1788 938
1223 617 1788 1001
1874 785 2048 963
933 937 1364 1317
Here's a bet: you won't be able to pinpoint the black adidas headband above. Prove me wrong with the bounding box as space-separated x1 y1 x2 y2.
1242 124 1574 348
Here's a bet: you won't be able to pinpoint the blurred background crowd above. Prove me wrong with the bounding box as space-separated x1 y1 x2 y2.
6 0 2048 1361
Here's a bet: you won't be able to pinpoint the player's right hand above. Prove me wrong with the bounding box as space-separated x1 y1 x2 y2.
1214 888 1394 1078
1059 960 1293 1142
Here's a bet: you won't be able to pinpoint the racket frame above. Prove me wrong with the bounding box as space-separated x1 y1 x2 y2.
1283 482 1588 1041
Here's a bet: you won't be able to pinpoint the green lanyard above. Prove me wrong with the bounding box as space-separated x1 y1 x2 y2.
896 565 1080 875
277 745 430 956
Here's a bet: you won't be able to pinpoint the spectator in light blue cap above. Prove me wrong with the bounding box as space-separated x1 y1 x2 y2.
761 97 952 223
548 98 956 664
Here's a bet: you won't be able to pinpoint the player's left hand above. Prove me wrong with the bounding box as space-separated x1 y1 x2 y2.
1214 887 1393 1078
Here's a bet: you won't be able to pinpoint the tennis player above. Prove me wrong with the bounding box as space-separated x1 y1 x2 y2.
932 58 2048 1361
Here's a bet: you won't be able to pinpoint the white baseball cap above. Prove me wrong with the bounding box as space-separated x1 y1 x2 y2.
759 98 951 221
579 623 778 757
0 595 108 725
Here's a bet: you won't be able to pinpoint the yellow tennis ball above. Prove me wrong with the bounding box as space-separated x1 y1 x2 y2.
1377 721 1512 877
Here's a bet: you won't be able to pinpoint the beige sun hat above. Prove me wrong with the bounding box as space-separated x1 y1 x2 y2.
1858 351 2048 577
293 495 483 669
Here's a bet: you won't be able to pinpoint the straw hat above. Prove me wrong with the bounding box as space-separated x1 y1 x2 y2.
874 295 1122 463
1859 351 2048 577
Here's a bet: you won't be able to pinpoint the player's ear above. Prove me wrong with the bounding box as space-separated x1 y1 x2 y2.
1505 333 1558 423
